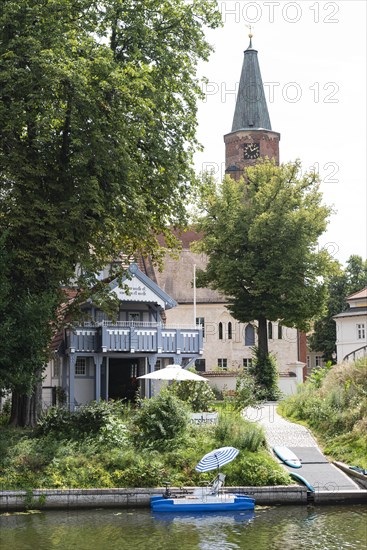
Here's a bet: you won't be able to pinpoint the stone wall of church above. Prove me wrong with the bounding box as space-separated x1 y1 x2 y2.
164 302 298 373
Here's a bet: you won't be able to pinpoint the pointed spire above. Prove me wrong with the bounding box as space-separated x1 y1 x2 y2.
231 31 272 132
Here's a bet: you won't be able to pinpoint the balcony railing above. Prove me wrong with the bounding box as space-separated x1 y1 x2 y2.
66 323 203 355
83 320 202 330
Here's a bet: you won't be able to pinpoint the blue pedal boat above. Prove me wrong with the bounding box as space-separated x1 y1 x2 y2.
150 492 255 513
151 447 255 513
151 470 255 513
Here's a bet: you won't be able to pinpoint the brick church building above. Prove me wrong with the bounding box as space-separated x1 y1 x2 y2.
154 34 307 394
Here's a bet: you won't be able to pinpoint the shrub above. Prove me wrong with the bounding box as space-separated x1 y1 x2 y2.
168 377 216 412
233 370 258 411
131 390 190 450
226 451 291 486
214 411 266 452
37 400 128 445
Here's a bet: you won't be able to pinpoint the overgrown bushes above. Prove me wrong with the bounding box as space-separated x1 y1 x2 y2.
0 391 292 490
278 359 367 468
168 377 216 412
131 390 190 450
37 400 129 447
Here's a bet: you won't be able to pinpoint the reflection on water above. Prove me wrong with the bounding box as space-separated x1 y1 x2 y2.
0 505 366 550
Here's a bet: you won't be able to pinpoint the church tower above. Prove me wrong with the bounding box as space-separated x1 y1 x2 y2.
224 33 280 180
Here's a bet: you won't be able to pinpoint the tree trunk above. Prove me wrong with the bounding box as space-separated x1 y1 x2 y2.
257 316 268 357
9 381 42 427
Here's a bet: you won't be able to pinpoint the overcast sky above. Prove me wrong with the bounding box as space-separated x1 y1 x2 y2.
194 0 367 265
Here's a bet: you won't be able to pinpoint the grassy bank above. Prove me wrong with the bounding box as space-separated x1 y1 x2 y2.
0 394 290 490
278 358 367 469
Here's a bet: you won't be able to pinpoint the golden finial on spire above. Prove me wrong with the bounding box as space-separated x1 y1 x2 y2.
246 24 254 48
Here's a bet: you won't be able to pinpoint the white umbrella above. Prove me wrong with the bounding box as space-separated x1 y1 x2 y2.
137 364 208 382
195 446 240 472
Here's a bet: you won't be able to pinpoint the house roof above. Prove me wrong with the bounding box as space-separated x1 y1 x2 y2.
154 231 227 304
110 262 177 309
333 308 367 319
346 287 367 300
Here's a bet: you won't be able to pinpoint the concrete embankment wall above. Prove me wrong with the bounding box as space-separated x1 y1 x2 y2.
1 486 366 512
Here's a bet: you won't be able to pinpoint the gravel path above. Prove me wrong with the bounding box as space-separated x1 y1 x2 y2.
243 403 318 448
243 403 361 491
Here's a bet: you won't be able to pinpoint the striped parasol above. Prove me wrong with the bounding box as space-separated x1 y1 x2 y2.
195 446 240 472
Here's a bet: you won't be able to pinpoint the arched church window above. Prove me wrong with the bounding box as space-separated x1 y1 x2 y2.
268 322 273 340
245 324 255 346
228 322 232 340
219 322 223 340
278 324 283 339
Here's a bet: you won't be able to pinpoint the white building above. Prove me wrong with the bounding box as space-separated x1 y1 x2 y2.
334 287 367 362
154 231 306 396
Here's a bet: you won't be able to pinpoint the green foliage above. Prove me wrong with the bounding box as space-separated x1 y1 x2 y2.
0 403 290 489
37 401 128 447
195 160 334 395
195 160 334 333
131 390 190 451
225 451 291 486
233 370 258 411
279 359 367 468
309 255 367 361
0 0 221 423
250 348 282 401
214 411 266 452
168 377 216 412
0 399 11 426
308 361 334 388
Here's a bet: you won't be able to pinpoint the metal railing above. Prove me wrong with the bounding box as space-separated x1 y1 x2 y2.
82 320 202 330
343 345 367 362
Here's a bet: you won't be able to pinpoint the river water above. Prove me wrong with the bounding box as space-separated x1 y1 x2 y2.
1 505 366 549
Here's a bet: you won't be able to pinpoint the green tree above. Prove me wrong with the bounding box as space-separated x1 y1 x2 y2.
309 255 367 361
0 0 221 425
0 235 58 426
195 160 334 396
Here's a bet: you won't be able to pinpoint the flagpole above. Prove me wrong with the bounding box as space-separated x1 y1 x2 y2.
193 263 197 327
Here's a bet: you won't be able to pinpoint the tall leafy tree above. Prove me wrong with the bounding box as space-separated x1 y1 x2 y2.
0 0 221 425
195 160 334 395
309 255 367 361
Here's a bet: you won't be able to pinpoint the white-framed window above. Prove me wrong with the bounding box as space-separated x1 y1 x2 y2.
218 358 227 370
357 323 366 340
75 357 87 376
52 357 61 378
243 358 252 371
315 355 323 367
306 355 311 370
196 317 205 338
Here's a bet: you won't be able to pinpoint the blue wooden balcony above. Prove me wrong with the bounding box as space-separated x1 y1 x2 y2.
66 322 203 356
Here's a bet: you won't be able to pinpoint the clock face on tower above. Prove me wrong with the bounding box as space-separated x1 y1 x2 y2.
243 142 260 160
